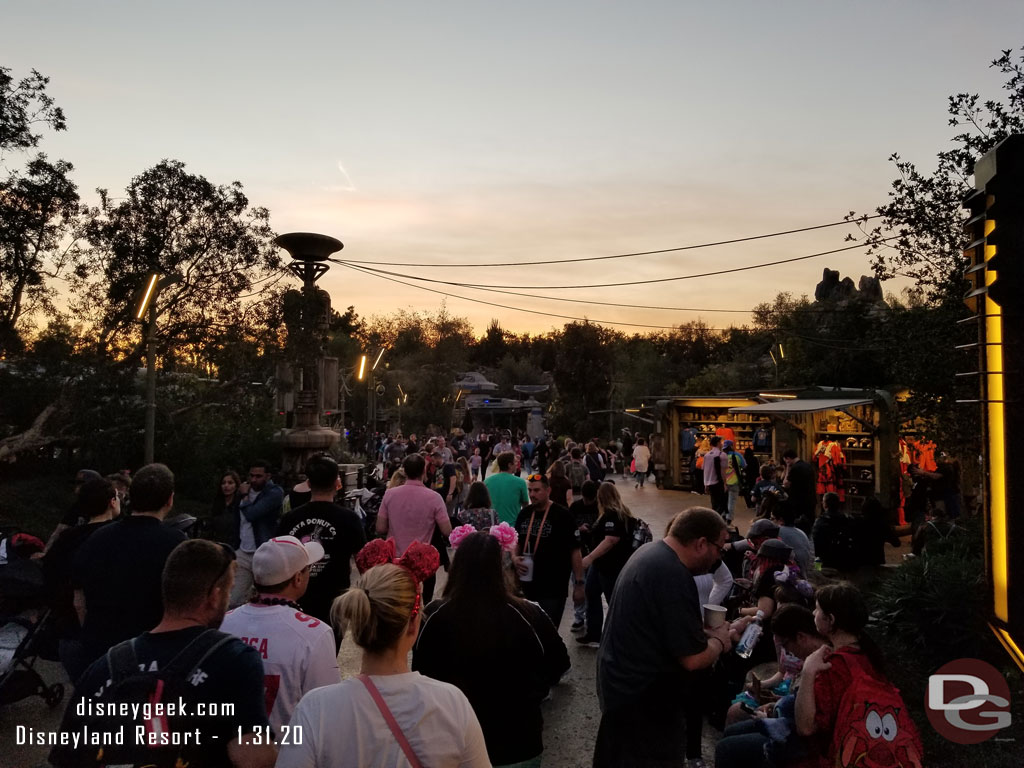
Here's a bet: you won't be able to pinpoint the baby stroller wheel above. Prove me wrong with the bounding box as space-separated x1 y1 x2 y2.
44 682 64 708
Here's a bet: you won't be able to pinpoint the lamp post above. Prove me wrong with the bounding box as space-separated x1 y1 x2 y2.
136 272 179 464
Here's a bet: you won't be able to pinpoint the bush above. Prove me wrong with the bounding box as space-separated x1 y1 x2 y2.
867 519 1024 766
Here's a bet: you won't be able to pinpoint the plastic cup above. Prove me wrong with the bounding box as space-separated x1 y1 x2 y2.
703 604 727 628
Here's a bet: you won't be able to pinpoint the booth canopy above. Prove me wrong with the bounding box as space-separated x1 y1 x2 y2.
728 397 873 415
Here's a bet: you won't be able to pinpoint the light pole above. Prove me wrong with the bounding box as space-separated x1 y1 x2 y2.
136 272 179 464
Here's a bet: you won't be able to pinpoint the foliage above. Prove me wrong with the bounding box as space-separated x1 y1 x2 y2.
867 522 1024 766
849 47 1024 304
0 66 79 357
74 159 282 367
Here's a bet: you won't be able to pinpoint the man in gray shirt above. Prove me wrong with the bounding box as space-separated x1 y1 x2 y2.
770 504 815 575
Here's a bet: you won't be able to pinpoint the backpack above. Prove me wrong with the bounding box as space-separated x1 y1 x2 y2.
76 630 235 767
828 651 924 768
630 517 653 550
568 461 588 490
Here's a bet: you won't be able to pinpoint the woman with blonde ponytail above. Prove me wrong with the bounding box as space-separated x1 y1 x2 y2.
277 540 491 768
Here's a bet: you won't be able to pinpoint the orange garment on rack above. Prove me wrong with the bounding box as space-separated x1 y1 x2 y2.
814 439 846 502
715 426 735 443
896 438 911 526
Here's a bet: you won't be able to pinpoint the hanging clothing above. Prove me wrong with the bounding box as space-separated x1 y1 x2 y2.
752 426 772 452
715 426 736 443
679 427 698 453
814 439 846 502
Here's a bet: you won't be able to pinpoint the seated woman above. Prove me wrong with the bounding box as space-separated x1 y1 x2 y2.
795 583 923 768
277 539 490 768
414 528 569 768
715 604 827 768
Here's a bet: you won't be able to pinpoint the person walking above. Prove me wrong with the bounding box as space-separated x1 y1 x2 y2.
703 436 728 515
484 451 530 526
632 437 652 489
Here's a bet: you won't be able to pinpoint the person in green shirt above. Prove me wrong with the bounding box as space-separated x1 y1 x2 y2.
484 451 530 525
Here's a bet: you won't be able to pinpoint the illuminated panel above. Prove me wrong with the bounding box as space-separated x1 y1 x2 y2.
990 624 1024 673
984 210 1009 620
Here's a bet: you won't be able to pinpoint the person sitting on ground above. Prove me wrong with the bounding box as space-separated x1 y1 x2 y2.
715 604 828 768
812 491 855 572
220 535 340 733
796 582 923 768
770 502 815 576
455 480 495 531
751 464 782 516
723 517 780 579
277 540 490 768
414 529 569 767
910 502 962 557
849 496 902 569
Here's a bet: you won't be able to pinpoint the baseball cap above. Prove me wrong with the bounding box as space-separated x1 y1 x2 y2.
747 518 780 538
253 536 325 585
757 539 793 562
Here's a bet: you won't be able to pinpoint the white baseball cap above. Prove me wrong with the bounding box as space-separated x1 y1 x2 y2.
252 536 325 585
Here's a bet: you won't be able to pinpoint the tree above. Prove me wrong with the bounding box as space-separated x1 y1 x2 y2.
74 159 282 366
0 66 79 357
849 47 1024 304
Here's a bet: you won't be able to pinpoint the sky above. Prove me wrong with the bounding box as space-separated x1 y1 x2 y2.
4 0 1024 335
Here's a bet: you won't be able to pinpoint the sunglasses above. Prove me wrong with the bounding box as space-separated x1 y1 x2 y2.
527 474 545 482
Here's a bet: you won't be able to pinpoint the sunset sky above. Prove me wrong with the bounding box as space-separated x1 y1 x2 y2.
4 1 1023 335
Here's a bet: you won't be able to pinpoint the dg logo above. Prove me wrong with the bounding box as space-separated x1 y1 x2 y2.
926 658 1012 744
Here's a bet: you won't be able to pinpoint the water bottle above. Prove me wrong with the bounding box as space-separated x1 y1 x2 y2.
814 557 823 572
519 553 535 582
735 609 765 659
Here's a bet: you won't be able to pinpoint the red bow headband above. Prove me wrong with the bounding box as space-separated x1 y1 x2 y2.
355 538 440 584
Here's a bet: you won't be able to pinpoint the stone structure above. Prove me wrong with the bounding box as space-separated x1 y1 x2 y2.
274 232 343 479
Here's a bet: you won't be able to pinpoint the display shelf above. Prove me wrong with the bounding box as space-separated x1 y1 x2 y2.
816 430 872 436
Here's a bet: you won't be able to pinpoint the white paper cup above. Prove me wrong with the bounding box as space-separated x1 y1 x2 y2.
703 604 727 628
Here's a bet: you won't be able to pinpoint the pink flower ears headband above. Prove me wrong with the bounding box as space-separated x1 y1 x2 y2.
355 538 440 583
448 522 519 552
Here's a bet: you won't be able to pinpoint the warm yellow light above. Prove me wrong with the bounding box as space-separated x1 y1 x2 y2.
769 350 777 366
397 384 406 398
984 220 1008 620
778 344 785 359
758 393 798 399
357 355 367 381
673 398 758 408
372 348 386 370
136 274 159 320
991 625 1024 673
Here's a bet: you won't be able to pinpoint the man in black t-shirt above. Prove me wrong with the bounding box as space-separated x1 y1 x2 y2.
50 540 276 768
595 507 733 768
782 448 817 526
513 474 585 628
43 477 118 683
277 454 365 635
568 480 600 633
72 463 187 668
430 450 458 515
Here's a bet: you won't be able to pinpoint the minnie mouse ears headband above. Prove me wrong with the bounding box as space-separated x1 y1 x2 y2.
355 538 440 584
448 522 519 552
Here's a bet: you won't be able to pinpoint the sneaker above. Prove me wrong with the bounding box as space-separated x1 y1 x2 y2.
575 634 600 647
570 620 585 633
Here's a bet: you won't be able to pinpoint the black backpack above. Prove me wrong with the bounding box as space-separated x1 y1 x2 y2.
62 630 235 767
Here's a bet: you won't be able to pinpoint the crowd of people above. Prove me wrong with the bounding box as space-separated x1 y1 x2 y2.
24 423 937 768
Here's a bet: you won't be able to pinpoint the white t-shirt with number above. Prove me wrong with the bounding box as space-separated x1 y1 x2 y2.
219 603 339 733
276 672 490 768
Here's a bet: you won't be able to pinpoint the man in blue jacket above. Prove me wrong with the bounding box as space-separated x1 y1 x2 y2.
230 459 284 606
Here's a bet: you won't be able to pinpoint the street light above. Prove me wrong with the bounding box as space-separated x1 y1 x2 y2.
136 272 180 464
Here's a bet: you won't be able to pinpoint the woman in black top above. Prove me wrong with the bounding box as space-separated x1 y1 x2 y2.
413 531 569 767
577 482 636 644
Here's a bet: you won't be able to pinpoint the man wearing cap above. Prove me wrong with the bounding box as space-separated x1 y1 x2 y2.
220 535 340 734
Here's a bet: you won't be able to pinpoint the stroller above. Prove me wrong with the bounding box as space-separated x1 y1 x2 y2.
0 532 65 708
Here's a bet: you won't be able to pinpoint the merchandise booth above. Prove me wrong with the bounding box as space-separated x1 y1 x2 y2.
727 390 898 516
661 388 903 520
660 396 773 493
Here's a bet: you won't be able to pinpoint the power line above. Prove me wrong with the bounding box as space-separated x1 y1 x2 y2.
335 214 881 268
337 261 741 331
333 237 898 291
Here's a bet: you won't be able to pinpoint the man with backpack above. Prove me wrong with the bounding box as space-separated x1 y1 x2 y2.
568 447 590 500
51 539 277 768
